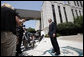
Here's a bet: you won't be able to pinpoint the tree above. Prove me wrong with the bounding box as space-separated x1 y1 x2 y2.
27 27 36 33
74 16 83 33
57 22 77 35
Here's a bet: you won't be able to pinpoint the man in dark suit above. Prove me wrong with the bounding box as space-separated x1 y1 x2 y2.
48 19 60 55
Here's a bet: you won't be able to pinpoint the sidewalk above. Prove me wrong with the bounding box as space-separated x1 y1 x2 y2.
22 34 83 56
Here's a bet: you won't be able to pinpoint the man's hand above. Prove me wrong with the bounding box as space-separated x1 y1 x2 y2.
21 19 26 22
16 16 26 26
53 33 56 37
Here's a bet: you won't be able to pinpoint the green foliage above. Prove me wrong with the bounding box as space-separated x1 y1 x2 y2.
74 16 83 33
56 33 60 37
57 22 77 35
45 34 49 37
45 33 60 37
57 16 83 36
27 27 35 33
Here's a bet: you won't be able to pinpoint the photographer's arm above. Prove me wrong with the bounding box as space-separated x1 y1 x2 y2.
16 16 25 26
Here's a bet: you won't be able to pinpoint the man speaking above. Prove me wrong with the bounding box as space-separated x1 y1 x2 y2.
48 19 60 55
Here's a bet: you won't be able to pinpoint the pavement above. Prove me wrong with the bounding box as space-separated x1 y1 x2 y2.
21 34 83 56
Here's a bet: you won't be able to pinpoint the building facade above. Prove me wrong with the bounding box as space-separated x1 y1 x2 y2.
40 1 83 35
35 20 40 31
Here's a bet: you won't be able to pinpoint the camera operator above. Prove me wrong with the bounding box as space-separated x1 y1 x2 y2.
16 16 25 56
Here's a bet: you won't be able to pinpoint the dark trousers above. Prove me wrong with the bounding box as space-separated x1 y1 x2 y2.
16 36 22 56
50 37 60 53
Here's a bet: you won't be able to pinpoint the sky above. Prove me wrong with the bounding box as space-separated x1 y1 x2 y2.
1 1 43 29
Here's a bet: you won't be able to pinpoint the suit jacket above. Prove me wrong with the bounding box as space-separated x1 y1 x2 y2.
48 22 56 37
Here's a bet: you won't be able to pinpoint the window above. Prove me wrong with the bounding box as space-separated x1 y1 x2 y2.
75 10 78 17
58 6 63 23
80 1 83 7
52 5 57 24
74 1 76 6
71 9 75 20
77 1 79 6
68 1 70 4
79 10 81 16
63 7 68 22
